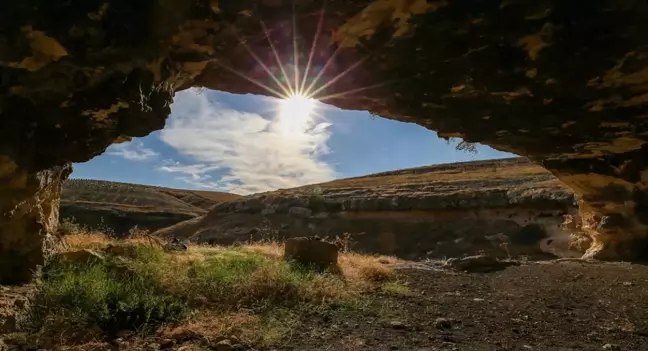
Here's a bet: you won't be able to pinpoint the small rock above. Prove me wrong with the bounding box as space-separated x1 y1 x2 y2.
444 255 518 273
13 298 26 308
159 339 175 348
602 344 620 350
146 343 161 350
388 321 407 330
435 317 454 330
215 339 233 351
623 281 633 286
164 237 188 252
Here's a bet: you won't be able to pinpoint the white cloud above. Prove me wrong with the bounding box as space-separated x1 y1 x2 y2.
107 141 158 161
159 89 336 195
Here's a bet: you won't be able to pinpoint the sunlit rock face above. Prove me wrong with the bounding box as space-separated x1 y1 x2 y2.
1 0 648 282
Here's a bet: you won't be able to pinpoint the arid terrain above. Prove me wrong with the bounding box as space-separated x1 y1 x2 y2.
3 235 648 351
2 158 648 350
157 158 580 260
60 180 241 235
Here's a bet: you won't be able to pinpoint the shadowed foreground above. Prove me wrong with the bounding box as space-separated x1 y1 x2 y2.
2 234 648 350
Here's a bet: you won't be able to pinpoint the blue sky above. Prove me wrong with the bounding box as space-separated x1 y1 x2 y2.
72 89 515 194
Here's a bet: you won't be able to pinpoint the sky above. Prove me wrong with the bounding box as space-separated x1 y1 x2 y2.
72 89 515 195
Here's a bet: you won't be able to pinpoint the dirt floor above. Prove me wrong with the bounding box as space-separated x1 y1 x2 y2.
284 260 648 351
3 259 648 350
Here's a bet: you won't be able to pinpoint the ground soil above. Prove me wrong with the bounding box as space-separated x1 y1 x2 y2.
284 260 648 351
3 259 648 350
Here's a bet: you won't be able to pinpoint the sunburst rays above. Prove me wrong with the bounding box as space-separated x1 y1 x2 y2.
215 0 390 106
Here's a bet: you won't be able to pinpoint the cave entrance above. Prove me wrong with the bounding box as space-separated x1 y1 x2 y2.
70 88 517 195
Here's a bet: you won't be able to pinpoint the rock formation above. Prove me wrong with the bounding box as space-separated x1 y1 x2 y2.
157 158 582 260
1 0 648 282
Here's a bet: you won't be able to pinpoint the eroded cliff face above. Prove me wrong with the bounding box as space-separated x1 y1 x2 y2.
155 158 582 260
1 0 648 282
0 157 70 284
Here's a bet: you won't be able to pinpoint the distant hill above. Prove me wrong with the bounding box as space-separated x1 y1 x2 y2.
155 157 580 260
60 179 242 235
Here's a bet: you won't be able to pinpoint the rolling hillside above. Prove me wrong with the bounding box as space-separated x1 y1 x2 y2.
60 179 242 235
155 157 580 260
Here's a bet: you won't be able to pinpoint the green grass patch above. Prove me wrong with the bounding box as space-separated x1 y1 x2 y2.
26 258 187 339
183 252 347 306
21 241 393 348
382 282 413 296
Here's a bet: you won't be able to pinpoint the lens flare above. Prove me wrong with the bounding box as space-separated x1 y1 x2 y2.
277 93 315 134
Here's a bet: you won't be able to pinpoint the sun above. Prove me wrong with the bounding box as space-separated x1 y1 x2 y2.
276 93 316 134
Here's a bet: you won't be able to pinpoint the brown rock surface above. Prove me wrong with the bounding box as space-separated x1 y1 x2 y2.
284 237 339 269
157 158 582 260
2 0 648 281
0 158 70 284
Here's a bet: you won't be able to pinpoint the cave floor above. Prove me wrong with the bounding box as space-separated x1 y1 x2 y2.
283 260 648 351
3 260 648 350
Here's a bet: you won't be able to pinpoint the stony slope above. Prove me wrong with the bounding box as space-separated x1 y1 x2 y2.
60 179 241 235
156 157 581 260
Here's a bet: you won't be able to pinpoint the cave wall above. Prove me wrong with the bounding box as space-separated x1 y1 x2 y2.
196 207 580 260
2 0 648 282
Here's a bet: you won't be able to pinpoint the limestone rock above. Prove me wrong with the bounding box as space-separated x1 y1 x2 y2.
0 161 70 284
164 237 188 252
284 237 338 269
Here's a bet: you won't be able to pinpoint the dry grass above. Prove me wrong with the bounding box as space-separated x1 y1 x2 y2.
28 233 396 349
241 241 398 286
158 311 292 347
284 158 557 190
60 232 165 253
63 179 241 212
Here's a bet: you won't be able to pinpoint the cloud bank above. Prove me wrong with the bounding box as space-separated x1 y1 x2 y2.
107 141 159 161
159 89 336 194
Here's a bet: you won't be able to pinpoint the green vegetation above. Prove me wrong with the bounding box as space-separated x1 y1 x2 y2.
18 234 395 348
382 282 414 296
26 248 187 339
307 186 326 212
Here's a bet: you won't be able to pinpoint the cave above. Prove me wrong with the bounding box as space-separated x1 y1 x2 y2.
1 0 648 284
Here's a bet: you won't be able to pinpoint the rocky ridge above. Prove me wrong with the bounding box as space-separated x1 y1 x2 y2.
157 158 582 260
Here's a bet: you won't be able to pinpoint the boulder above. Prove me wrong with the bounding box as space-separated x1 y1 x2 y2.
164 237 188 252
284 237 338 269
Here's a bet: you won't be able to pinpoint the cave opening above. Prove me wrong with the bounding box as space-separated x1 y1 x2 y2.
2 0 648 287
